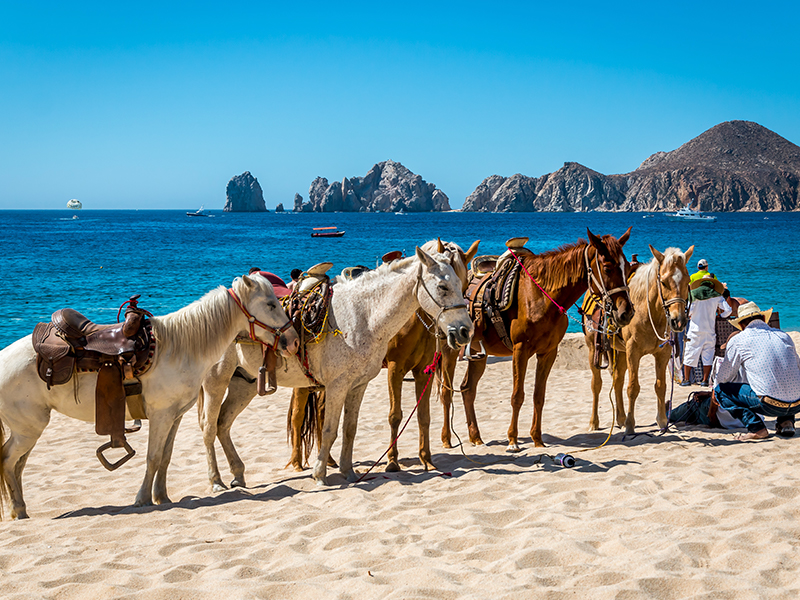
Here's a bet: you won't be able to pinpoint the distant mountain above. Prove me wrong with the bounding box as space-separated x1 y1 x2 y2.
463 121 800 212
295 160 451 212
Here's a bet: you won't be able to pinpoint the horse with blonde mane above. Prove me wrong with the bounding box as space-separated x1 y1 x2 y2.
586 244 694 435
0 275 298 519
198 241 474 488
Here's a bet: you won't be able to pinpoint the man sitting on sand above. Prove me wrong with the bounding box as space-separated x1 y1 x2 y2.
714 302 800 441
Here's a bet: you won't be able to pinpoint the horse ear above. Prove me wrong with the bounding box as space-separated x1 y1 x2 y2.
415 246 436 268
464 240 480 265
618 226 632 247
684 245 695 262
587 228 603 250
437 238 445 254
649 244 664 263
242 275 255 288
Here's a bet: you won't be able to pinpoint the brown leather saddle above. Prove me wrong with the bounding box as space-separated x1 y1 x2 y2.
464 238 530 353
31 296 154 470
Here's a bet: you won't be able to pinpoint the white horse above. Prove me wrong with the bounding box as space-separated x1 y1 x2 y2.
199 242 475 488
0 275 299 519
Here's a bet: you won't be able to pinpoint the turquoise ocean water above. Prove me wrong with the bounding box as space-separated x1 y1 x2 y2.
1 209 798 348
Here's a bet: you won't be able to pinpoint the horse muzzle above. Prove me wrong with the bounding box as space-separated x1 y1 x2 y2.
446 322 474 350
279 330 300 356
614 300 635 328
669 313 687 333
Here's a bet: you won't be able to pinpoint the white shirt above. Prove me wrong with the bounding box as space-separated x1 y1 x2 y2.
687 296 731 336
716 320 800 401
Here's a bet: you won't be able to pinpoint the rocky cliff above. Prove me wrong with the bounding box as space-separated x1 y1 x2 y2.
224 171 267 212
294 160 451 212
463 121 800 212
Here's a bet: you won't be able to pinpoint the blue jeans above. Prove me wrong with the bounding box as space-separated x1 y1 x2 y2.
714 383 799 432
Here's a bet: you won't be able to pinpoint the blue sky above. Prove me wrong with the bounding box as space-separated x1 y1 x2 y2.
2 1 799 210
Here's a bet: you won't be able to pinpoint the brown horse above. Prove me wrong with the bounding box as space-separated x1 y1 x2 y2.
441 228 635 451
286 239 480 473
586 245 694 435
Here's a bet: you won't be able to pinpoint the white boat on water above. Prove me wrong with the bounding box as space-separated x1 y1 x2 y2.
67 199 82 210
186 205 210 217
665 206 716 222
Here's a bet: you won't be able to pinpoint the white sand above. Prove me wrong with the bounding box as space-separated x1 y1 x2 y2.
2 333 800 599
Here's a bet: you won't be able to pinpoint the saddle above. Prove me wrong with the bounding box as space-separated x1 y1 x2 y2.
31 296 155 471
464 237 530 353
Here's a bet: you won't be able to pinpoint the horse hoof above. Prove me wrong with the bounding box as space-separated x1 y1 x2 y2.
133 499 153 508
11 510 29 520
421 461 436 472
345 471 359 483
441 441 453 449
230 478 246 488
506 444 521 453
211 483 227 493
327 458 339 468
292 464 305 472
385 461 401 473
154 496 172 505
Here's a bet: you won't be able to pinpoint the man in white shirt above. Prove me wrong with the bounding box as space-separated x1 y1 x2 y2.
682 276 734 387
714 302 800 441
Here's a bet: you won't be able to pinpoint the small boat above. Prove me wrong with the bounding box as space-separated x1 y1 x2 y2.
311 226 345 238
665 206 716 222
186 205 210 217
67 199 82 210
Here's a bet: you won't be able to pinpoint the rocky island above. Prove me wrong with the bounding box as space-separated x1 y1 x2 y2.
463 121 800 212
224 171 267 212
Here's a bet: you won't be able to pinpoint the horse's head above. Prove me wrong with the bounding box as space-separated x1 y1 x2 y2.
414 243 475 350
235 275 300 356
586 226 635 327
648 244 694 332
420 238 481 292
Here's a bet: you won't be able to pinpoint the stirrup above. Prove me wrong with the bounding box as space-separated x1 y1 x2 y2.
125 419 142 434
96 439 136 471
594 350 609 370
465 339 486 361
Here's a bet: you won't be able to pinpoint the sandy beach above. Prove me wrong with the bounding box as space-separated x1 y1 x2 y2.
2 333 800 599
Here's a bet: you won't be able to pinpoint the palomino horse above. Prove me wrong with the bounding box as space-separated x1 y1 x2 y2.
198 242 474 488
586 245 694 435
0 275 298 519
441 228 635 451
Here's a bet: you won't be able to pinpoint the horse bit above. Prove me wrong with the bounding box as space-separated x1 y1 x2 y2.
227 287 294 351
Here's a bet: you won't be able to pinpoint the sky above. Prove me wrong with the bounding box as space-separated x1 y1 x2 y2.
2 1 799 210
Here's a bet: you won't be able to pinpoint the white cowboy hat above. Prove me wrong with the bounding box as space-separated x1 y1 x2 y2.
689 275 724 295
731 301 773 330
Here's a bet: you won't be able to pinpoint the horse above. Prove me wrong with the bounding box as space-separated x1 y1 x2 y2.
441 228 635 451
586 245 694 435
198 241 474 488
0 274 298 519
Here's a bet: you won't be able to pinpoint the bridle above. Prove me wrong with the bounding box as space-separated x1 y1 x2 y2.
413 263 468 335
646 263 688 342
584 244 630 329
227 288 294 351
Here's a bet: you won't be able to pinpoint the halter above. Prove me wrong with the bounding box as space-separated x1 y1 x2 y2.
646 263 688 343
413 264 467 335
584 244 629 329
227 288 294 350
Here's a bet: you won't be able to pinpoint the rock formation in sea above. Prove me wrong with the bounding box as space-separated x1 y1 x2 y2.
297 160 451 212
224 171 267 212
275 203 284 213
463 121 800 212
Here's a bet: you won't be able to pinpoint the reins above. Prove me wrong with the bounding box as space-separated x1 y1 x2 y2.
227 288 293 351
413 264 468 331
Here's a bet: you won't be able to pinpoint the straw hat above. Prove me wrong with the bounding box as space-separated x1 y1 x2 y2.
689 275 724 295
731 301 773 330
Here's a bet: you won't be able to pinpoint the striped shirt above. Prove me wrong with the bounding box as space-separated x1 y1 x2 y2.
716 320 800 402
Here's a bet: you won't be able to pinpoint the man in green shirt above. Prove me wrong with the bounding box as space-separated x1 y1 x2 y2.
690 258 714 284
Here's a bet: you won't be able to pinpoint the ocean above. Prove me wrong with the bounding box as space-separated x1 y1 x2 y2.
1 209 798 348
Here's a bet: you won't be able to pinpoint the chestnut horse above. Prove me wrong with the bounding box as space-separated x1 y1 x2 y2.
586 245 694 435
441 228 635 451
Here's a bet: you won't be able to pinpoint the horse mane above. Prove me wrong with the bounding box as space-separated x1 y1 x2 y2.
521 239 588 291
628 247 685 306
150 284 238 360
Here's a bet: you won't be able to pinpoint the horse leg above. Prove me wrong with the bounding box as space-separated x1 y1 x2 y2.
135 410 180 507
339 384 368 483
288 388 309 471
198 361 238 493
217 377 256 488
653 347 671 429
587 336 603 431
439 349 458 449
312 387 346 485
414 366 435 471
385 363 404 472
460 357 488 446
2 429 45 520
152 415 184 505
624 350 643 435
612 351 628 428
508 344 532 451
530 348 557 448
